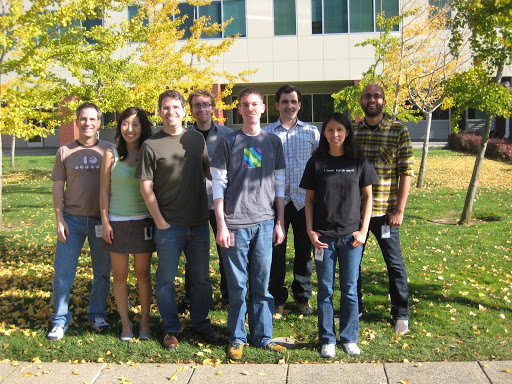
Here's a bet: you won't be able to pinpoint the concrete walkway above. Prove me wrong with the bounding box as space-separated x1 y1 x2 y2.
1 360 511 384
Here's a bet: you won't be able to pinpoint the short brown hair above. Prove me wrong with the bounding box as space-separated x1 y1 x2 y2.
158 90 186 110
188 89 216 109
238 87 263 102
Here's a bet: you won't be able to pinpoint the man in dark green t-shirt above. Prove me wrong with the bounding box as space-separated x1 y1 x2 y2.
136 90 220 349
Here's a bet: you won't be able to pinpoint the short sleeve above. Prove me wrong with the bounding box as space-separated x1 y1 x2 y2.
51 147 66 182
135 142 155 181
299 157 316 191
359 155 379 188
210 136 229 170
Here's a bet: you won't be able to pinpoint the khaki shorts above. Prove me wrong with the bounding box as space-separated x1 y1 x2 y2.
102 218 156 254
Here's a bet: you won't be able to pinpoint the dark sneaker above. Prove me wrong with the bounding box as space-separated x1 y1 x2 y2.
197 327 222 344
227 343 244 360
47 324 68 340
90 317 109 331
273 305 284 320
162 333 178 349
262 341 287 352
296 300 314 315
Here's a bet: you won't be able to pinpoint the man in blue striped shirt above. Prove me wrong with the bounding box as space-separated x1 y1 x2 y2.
263 85 320 319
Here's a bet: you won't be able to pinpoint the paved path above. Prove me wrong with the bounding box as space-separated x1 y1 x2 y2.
1 360 511 383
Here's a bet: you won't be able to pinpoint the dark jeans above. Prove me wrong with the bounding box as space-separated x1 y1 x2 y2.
357 215 409 319
269 202 313 306
185 210 228 302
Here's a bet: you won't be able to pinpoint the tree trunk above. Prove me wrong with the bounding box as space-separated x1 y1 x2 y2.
416 111 432 188
10 135 15 167
459 112 492 224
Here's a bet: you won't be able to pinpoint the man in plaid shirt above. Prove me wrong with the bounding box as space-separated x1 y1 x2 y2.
354 84 414 335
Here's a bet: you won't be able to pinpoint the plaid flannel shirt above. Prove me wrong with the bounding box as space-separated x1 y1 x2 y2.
354 115 414 217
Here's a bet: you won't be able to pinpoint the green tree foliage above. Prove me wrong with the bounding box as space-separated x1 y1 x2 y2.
446 0 512 224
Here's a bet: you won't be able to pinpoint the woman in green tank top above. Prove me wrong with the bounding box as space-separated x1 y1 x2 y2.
99 107 155 342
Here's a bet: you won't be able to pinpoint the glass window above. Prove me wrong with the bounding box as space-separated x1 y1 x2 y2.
313 94 334 122
350 0 373 33
312 0 398 34
178 2 195 39
128 5 148 26
199 2 222 38
376 0 399 31
223 0 246 37
312 0 323 34
83 9 103 44
298 95 313 122
432 108 450 120
324 0 347 33
467 108 486 120
274 0 296 36
175 1 246 39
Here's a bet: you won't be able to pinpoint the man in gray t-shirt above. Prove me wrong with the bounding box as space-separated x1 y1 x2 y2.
211 87 287 360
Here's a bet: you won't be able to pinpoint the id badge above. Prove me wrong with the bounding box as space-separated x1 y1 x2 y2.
381 224 391 239
229 231 235 247
314 247 324 261
144 226 153 240
95 225 102 238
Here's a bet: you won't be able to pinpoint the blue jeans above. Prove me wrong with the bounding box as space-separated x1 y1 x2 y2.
222 220 274 347
357 215 409 320
154 223 212 333
51 213 111 327
269 203 313 306
315 234 362 344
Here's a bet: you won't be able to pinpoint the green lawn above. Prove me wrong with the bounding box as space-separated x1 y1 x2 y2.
0 150 511 364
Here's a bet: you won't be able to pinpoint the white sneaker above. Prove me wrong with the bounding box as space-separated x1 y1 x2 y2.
321 343 336 358
343 343 361 356
394 319 409 335
47 325 68 340
91 317 110 331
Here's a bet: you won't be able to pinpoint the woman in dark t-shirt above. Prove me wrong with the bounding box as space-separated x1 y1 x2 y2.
300 113 377 358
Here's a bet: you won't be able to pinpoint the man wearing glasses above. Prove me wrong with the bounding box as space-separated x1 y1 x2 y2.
187 89 232 306
354 84 414 335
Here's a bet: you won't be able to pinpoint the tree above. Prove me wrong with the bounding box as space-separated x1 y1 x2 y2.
0 0 133 230
129 0 254 121
447 0 512 224
332 11 422 123
404 0 469 188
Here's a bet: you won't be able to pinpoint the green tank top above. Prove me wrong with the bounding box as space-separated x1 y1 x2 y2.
109 148 149 217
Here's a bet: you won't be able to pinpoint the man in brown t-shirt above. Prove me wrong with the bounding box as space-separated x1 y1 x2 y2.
136 90 220 350
47 102 112 341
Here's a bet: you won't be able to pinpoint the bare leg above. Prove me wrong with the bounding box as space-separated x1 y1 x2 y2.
134 253 152 335
110 252 131 335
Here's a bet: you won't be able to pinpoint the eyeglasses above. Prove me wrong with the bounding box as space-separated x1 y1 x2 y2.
192 103 212 110
362 93 384 100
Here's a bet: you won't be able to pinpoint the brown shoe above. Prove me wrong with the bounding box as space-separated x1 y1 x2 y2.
227 343 244 360
273 305 284 320
262 341 287 352
162 333 178 349
295 299 314 315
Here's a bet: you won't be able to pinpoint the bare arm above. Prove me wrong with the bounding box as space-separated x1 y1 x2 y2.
388 174 411 227
352 185 372 247
214 198 230 248
140 179 170 230
305 189 327 249
99 149 114 244
52 180 68 243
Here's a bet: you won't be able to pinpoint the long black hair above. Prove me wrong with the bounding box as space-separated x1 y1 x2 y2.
314 112 359 159
115 107 152 161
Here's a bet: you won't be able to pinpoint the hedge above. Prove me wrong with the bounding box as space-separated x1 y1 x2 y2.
447 133 512 162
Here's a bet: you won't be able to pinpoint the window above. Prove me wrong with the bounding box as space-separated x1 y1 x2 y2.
312 0 399 34
128 5 148 26
83 9 103 44
231 93 333 124
467 108 486 120
274 0 296 36
432 108 450 120
173 0 246 39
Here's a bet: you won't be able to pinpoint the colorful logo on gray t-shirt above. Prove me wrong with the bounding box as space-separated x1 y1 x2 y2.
244 147 262 168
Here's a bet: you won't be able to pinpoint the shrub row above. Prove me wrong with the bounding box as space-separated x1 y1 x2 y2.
447 133 512 162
